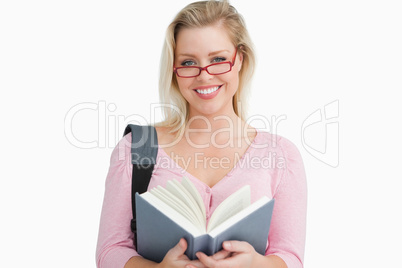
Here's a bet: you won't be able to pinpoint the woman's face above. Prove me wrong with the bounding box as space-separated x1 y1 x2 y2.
174 25 242 118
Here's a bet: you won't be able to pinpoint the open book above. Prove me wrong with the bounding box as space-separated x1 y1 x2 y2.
135 177 275 262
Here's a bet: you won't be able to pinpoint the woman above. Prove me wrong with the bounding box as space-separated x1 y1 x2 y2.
96 1 307 267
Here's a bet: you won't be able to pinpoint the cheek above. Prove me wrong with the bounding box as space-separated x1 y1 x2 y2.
176 78 193 94
223 73 240 90
177 78 196 99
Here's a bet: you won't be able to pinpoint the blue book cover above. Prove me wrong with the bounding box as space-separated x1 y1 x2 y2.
135 187 275 262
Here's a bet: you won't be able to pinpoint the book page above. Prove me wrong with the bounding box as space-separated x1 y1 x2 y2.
165 180 205 231
173 180 206 228
150 186 201 231
207 185 251 233
208 196 271 237
139 192 203 237
181 177 206 221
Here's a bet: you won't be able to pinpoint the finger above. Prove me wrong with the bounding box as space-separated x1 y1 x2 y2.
197 251 243 268
168 238 187 258
190 250 229 268
222 241 253 253
211 249 231 260
185 260 208 268
196 252 220 267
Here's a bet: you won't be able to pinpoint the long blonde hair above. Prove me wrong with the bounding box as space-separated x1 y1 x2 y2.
154 0 256 139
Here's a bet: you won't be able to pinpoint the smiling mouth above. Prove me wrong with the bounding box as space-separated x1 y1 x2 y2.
194 85 222 95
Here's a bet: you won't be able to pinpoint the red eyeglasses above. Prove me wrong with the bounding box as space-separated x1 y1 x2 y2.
173 47 238 78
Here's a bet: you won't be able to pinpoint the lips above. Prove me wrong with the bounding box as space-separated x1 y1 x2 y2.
194 85 223 93
193 85 223 99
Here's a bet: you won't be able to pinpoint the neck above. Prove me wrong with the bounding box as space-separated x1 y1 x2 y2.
186 112 242 133
183 110 253 149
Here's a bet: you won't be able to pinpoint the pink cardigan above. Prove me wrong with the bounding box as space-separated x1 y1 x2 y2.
96 129 307 267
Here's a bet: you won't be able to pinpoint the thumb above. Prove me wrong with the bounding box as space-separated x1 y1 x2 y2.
168 238 187 257
223 240 253 253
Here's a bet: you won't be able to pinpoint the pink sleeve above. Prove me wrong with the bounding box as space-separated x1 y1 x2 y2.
266 137 307 268
96 134 140 268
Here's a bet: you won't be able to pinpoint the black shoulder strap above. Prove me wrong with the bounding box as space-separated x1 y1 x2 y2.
123 124 158 248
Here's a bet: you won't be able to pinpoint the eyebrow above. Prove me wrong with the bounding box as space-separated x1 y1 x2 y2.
177 49 230 57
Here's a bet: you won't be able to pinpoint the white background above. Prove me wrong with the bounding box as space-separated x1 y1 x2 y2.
1 0 401 267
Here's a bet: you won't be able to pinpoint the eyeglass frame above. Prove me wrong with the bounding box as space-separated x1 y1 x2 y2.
173 47 239 78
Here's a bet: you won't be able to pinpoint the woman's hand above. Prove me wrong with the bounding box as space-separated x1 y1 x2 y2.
157 238 206 268
191 241 261 268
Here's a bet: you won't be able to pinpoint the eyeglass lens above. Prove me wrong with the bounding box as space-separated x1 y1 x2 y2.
177 62 231 77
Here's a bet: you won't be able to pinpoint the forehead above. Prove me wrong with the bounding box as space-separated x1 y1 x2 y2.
175 25 233 55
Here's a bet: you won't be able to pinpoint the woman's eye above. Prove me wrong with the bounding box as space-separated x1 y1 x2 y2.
212 57 227 63
181 60 196 66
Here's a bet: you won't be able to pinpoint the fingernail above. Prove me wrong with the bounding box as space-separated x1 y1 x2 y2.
224 241 231 249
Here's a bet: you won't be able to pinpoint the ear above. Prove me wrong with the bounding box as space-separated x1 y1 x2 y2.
237 47 244 72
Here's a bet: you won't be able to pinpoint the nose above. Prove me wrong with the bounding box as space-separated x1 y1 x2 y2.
196 68 214 81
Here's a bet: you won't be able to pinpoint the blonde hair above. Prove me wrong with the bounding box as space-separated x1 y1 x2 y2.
154 0 256 139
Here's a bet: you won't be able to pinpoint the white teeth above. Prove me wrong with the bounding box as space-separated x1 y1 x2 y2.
196 86 220 94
